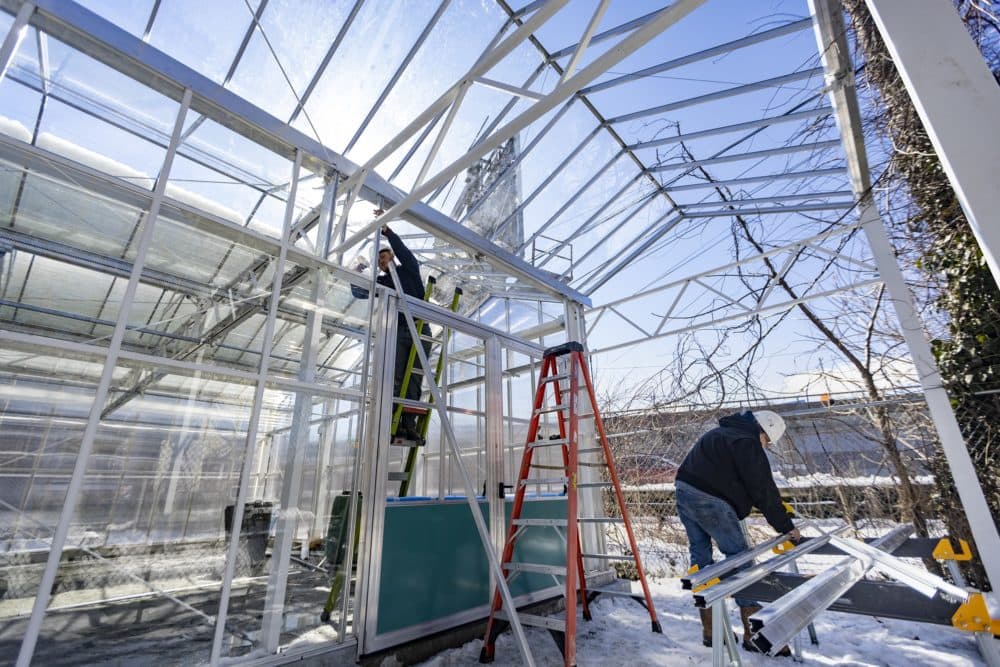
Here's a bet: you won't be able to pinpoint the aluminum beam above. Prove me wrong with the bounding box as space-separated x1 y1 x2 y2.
864 0 1000 290
747 525 911 655
810 0 1000 587
650 140 842 172
583 18 814 96
629 107 832 151
681 202 852 217
664 167 846 193
609 68 824 124
739 573 962 626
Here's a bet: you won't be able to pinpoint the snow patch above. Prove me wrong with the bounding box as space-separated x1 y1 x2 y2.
0 115 32 143
415 577 985 666
163 183 244 225
36 132 155 188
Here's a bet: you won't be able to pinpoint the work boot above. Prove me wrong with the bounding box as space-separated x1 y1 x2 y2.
699 607 712 647
740 605 792 656
698 607 737 648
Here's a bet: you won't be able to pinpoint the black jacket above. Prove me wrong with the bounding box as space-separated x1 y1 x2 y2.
351 230 426 325
676 412 793 534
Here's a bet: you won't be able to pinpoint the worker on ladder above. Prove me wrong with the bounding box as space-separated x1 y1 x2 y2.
352 213 431 443
675 410 799 656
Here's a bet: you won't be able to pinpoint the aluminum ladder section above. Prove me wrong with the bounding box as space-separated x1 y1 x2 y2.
479 341 661 667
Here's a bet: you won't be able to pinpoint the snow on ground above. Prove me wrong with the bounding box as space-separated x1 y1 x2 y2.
622 474 935 493
414 577 985 667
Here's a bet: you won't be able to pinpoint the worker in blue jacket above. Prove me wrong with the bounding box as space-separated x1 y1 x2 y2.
675 410 798 655
352 221 431 443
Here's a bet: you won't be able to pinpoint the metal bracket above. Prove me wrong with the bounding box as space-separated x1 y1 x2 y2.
933 537 973 561
953 593 1000 635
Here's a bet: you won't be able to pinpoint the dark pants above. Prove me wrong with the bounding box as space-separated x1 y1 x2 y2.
393 322 431 434
676 479 756 607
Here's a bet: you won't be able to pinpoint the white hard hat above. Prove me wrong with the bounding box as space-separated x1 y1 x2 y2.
754 410 786 443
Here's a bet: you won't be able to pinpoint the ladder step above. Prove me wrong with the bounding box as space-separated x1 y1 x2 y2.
387 472 409 481
579 461 607 468
495 610 566 632
503 562 567 576
512 518 568 527
520 477 569 487
534 405 569 415
529 438 569 448
389 436 424 447
578 482 613 488
578 447 604 455
588 587 643 600
393 398 433 410
579 517 624 524
581 553 634 561
540 373 570 384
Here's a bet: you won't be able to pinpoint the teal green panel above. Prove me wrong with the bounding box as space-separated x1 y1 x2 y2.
376 497 567 636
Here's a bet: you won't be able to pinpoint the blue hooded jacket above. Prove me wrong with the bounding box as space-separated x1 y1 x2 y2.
676 411 793 533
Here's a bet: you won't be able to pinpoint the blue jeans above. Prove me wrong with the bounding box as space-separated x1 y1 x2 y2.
676 480 757 607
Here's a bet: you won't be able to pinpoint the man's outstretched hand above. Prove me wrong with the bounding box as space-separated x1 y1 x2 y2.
381 224 391 236
788 527 802 543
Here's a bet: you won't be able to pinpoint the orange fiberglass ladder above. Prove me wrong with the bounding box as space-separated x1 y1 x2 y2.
479 341 661 667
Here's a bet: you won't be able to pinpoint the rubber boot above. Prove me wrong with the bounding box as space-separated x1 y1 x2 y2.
740 605 792 656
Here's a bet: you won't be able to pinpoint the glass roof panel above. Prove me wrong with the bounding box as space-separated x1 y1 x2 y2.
292 0 455 156
75 0 157 38
8 161 143 257
145 0 258 85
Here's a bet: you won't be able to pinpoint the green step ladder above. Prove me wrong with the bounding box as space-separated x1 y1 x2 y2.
319 278 461 623
389 279 462 497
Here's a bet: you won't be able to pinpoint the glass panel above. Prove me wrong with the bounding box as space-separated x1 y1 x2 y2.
146 0 257 85
21 370 254 666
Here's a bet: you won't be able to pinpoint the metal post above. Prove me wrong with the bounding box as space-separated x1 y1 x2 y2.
863 0 1000 290
810 0 1000 588
485 336 506 569
15 87 193 667
209 149 302 666
260 173 334 652
0 1 33 83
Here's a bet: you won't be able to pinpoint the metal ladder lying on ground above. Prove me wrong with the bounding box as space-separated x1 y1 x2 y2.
388 277 462 496
479 341 661 667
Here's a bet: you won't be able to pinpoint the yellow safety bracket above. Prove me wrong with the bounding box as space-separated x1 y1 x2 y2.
952 592 1000 635
772 540 797 555
933 537 973 561
686 564 720 593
